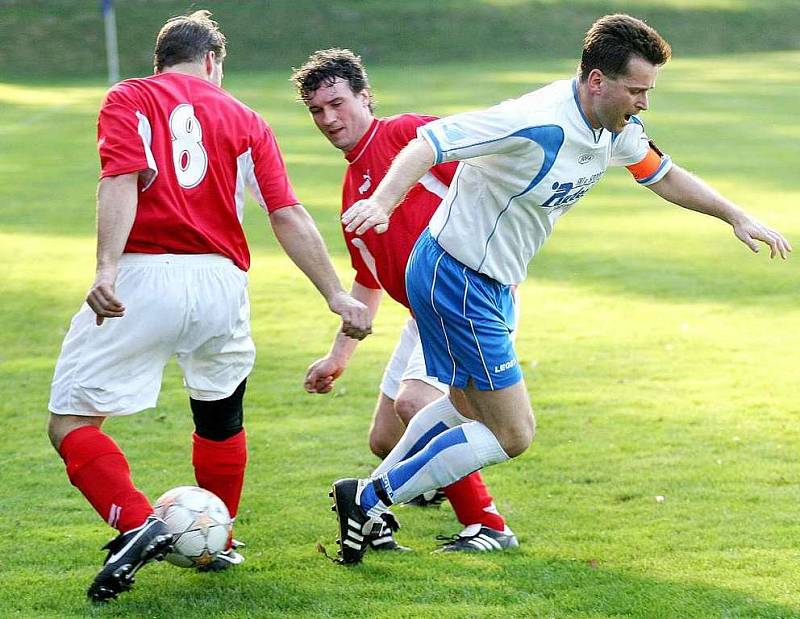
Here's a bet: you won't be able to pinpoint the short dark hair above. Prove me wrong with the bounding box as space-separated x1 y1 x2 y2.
291 48 374 111
153 10 226 72
579 14 671 81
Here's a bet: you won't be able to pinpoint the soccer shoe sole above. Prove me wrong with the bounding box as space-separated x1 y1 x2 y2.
87 533 174 602
329 480 370 565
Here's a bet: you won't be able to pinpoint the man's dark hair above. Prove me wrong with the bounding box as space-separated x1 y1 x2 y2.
153 10 226 72
579 14 671 81
291 48 374 111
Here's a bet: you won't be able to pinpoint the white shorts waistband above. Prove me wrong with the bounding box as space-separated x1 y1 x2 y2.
119 253 236 267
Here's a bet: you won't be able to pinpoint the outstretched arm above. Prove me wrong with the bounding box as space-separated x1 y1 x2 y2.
647 165 792 259
270 204 372 339
342 138 436 235
304 282 383 394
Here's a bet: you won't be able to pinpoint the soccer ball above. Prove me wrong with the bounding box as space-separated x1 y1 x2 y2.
152 486 232 568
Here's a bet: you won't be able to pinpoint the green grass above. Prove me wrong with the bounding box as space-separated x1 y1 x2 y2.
1 49 799 617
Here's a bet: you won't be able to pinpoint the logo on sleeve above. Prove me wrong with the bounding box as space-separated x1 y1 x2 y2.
444 123 468 143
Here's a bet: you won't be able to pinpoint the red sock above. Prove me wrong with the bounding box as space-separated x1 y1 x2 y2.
192 430 247 520
59 425 153 533
443 471 506 531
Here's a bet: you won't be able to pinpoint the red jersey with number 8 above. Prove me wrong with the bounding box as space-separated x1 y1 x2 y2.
97 72 298 271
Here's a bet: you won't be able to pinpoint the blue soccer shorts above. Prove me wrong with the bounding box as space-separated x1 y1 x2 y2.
405 229 521 391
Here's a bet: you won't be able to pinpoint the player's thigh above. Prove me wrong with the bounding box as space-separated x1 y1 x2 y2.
176 260 255 401
395 334 449 423
49 259 184 416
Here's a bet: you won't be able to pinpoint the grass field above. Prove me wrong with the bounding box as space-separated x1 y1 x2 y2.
1 49 799 617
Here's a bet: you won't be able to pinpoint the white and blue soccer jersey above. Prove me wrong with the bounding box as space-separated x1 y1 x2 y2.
417 78 672 285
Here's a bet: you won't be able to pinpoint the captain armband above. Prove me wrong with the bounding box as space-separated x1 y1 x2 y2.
626 140 672 186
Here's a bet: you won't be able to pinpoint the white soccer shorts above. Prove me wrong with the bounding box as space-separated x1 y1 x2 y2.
49 254 255 416
379 317 448 401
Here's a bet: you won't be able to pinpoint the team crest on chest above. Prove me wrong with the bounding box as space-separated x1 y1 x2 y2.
358 170 372 194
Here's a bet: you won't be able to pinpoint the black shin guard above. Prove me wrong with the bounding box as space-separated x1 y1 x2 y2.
191 378 246 441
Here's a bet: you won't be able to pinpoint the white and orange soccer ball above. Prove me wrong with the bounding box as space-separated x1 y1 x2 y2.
152 486 232 568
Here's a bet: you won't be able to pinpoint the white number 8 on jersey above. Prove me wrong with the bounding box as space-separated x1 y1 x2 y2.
169 103 208 188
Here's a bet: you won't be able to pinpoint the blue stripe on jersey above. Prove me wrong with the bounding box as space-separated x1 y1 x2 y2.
385 426 469 492
436 120 559 160
572 79 594 131
475 124 564 273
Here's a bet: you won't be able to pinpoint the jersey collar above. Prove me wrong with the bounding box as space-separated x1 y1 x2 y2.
571 78 604 144
345 117 381 164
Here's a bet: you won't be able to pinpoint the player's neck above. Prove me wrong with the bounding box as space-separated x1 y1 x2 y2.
157 63 212 82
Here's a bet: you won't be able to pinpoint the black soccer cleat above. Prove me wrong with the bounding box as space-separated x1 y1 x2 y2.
87 515 174 602
368 511 411 553
329 478 377 565
196 539 245 573
434 524 519 553
407 488 447 508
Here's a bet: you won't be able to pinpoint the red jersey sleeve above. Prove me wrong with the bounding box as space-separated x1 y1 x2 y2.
386 113 457 188
97 84 155 182
250 120 299 212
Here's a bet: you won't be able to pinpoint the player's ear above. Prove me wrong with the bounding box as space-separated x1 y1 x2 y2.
587 69 604 95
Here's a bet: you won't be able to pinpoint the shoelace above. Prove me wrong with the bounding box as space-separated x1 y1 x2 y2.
435 533 466 544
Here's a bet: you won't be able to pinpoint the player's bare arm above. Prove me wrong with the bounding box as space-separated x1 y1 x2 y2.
269 204 372 339
648 165 792 259
304 283 383 394
342 138 435 235
88 172 139 326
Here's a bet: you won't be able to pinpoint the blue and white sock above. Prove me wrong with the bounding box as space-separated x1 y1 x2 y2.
371 396 468 477
359 421 509 517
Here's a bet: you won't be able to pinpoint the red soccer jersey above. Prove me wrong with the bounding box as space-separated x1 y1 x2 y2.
343 115 457 308
97 72 298 271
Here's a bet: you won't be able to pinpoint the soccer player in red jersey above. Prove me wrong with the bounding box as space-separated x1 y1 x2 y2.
47 14 371 601
293 49 517 554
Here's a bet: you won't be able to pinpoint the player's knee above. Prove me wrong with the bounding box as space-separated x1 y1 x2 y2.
498 411 535 458
47 415 65 450
393 393 426 425
47 414 102 451
191 379 246 441
368 430 394 460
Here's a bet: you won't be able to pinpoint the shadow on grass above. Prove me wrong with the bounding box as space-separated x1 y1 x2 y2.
16 555 797 618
